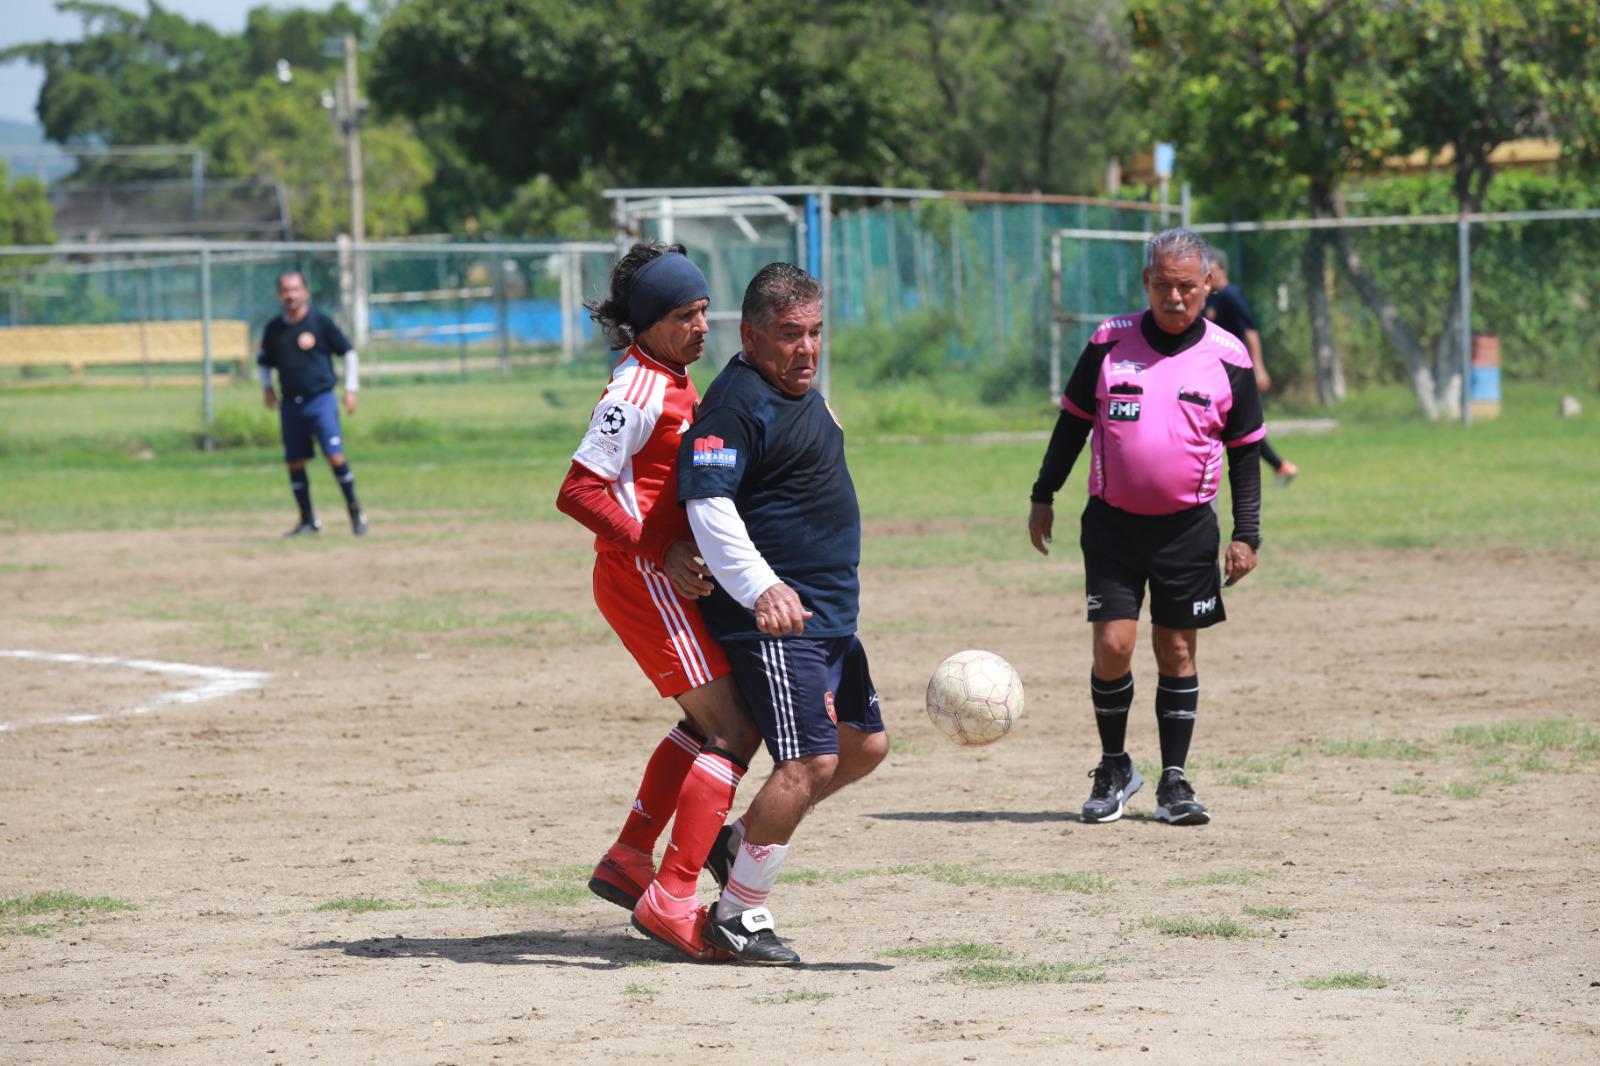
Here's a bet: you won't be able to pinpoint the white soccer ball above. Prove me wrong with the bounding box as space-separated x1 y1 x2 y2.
925 650 1025 747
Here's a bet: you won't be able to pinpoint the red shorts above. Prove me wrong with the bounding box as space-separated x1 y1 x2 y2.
592 551 731 698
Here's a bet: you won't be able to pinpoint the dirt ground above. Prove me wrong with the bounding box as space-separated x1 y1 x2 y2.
2 517 1598 1064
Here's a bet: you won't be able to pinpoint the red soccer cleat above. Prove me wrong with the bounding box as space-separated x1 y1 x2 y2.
588 842 654 911
631 883 732 962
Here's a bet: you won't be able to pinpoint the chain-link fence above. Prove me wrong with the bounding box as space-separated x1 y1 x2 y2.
1053 210 1600 420
0 239 617 372
609 186 1167 402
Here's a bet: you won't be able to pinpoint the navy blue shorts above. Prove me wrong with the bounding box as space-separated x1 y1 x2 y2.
280 390 345 463
723 634 884 763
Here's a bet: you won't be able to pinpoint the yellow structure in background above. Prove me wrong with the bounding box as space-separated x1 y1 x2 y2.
0 319 249 385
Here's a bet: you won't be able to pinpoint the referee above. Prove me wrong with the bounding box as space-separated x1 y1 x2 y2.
1028 228 1264 827
258 271 367 537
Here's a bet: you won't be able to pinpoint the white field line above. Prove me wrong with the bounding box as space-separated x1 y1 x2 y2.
0 650 269 732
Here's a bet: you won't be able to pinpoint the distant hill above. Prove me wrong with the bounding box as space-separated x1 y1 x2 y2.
0 120 75 183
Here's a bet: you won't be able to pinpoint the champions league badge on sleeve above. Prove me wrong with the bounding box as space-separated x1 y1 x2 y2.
691 435 738 468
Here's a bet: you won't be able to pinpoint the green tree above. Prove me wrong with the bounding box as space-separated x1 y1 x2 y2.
0 162 58 247
371 0 899 189
856 0 1138 192
198 77 434 240
1131 0 1402 406
1366 0 1600 416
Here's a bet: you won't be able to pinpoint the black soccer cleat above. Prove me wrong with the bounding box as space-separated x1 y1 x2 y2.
1154 769 1211 826
284 518 322 537
1081 759 1142 824
348 505 368 536
703 824 736 891
706 906 800 966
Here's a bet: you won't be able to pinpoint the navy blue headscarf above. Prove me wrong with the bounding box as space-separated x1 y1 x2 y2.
626 252 709 336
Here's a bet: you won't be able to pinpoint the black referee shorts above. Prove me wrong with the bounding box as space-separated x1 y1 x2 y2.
1079 496 1225 630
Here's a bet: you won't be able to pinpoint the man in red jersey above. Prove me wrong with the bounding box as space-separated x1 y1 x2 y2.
556 243 759 961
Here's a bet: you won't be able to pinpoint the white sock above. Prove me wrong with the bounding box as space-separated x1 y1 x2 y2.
727 815 747 851
715 839 789 922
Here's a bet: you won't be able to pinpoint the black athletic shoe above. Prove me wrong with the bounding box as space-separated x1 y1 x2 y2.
703 825 736 891
284 519 322 537
348 506 368 536
706 906 800 966
1081 759 1142 823
1154 769 1211 826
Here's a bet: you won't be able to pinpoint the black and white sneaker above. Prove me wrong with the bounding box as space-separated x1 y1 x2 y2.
284 519 322 537
1082 758 1142 823
703 825 736 891
706 906 800 966
1154 769 1211 826
348 505 368 536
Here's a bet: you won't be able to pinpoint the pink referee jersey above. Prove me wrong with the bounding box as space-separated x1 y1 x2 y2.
1062 312 1267 516
572 345 729 697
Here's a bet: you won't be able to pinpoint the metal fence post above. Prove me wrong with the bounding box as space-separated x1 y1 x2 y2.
200 242 215 452
1458 218 1472 427
1049 232 1063 400
819 190 833 400
991 203 1005 346
493 254 510 377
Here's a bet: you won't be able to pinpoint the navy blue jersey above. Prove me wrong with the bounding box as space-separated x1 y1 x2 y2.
677 355 861 641
258 308 352 402
1204 284 1256 342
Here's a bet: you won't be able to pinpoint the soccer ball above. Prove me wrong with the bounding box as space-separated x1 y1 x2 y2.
925 650 1025 747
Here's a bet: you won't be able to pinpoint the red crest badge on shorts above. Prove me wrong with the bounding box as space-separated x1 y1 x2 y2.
824 691 837 724
297 331 316 350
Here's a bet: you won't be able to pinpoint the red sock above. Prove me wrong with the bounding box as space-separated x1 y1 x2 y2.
655 750 744 898
616 721 703 854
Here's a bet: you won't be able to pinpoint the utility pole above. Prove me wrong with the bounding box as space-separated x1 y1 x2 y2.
328 33 369 347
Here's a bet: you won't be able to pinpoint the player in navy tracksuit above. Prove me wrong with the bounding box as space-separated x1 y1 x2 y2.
677 263 888 965
257 271 367 537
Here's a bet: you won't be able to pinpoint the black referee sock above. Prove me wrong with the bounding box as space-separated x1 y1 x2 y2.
334 461 359 508
1156 673 1199 770
1091 671 1134 762
289 469 314 523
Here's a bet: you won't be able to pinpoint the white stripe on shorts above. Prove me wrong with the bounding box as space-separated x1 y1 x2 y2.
636 559 713 689
759 639 799 761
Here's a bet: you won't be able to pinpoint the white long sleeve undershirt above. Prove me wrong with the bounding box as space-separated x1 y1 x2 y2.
687 496 781 610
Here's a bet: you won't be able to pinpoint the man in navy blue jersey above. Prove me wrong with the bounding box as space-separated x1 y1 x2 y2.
258 271 367 537
1205 250 1298 485
676 263 888 965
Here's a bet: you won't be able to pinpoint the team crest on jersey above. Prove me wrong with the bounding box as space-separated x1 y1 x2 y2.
1108 399 1141 421
598 405 627 435
691 435 738 467
297 331 316 350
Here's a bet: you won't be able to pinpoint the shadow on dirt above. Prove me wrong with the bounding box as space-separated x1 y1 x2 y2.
304 930 892 971
867 810 1075 824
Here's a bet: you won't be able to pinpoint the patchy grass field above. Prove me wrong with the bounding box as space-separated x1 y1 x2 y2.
2 378 1597 1062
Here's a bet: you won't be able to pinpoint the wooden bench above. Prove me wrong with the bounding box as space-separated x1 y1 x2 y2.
0 319 250 386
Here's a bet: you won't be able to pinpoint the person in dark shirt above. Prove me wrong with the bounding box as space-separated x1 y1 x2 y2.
1029 229 1264 828
677 263 888 965
257 271 366 537
1205 250 1298 485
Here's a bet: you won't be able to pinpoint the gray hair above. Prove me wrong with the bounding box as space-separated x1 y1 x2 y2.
1209 247 1229 272
741 262 822 330
1144 228 1211 273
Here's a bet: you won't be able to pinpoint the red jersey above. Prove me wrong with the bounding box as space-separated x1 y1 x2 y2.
570 345 699 555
